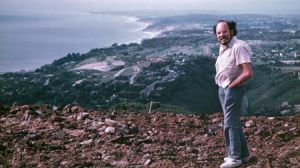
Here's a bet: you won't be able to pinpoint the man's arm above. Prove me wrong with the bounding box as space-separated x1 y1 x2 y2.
227 63 253 88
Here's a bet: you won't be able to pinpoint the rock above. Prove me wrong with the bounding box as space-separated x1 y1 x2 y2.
86 126 97 132
143 153 151 160
280 109 292 115
186 146 198 154
281 101 290 108
110 135 135 144
80 139 93 145
245 120 255 127
116 124 130 135
20 105 30 113
181 137 194 144
104 118 118 126
23 110 30 120
129 123 139 134
60 161 69 166
71 106 80 113
51 116 66 122
52 106 58 111
212 117 221 123
62 104 73 114
277 130 295 142
99 125 107 131
111 160 128 167
293 105 300 113
105 127 115 134
144 159 152 166
289 127 297 132
56 130 65 140
102 155 116 164
34 110 43 115
63 128 86 137
254 128 267 136
77 112 89 120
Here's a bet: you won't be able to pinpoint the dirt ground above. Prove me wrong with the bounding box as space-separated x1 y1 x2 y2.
0 104 299 168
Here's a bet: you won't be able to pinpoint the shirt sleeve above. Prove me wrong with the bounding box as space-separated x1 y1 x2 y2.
235 45 251 66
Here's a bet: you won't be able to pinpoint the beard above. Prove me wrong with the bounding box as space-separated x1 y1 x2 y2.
218 36 232 45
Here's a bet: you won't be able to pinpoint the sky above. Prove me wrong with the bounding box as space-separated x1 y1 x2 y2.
0 0 299 14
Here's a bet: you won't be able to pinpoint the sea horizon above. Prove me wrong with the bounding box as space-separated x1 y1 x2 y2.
0 10 155 73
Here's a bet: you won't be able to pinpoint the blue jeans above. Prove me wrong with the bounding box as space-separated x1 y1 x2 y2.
218 86 250 160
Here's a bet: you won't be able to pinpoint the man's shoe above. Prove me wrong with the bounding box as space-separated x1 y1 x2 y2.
224 156 251 163
220 158 242 168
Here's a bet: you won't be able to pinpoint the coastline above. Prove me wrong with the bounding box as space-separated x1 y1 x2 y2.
122 15 161 40
0 11 157 73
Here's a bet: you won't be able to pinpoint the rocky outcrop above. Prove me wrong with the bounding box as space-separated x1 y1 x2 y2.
0 104 299 167
280 101 300 116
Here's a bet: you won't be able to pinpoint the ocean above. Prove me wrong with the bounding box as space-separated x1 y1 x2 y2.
0 10 153 72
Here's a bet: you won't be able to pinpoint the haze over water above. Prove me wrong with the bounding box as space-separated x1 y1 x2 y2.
0 10 151 72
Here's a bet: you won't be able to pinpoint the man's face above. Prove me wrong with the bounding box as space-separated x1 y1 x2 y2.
216 22 232 45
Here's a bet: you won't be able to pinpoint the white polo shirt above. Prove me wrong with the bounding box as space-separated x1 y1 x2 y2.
215 36 251 88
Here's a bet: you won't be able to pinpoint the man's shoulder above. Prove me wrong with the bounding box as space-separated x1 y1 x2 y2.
233 38 250 49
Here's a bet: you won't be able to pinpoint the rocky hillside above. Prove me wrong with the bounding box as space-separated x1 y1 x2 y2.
0 104 299 167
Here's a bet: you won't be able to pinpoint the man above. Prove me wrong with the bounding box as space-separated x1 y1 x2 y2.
213 20 253 168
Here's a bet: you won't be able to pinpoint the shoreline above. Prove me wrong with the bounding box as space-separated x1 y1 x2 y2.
0 11 158 73
122 15 161 40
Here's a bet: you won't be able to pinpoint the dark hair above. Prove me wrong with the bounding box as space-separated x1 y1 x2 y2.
213 20 237 36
